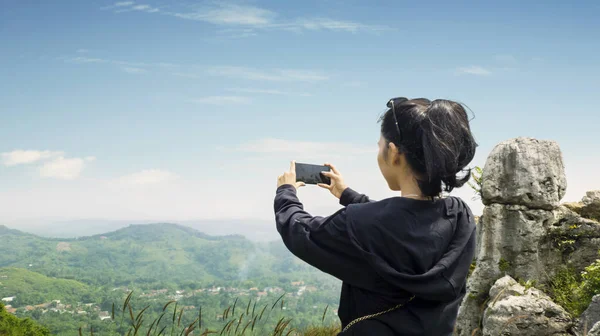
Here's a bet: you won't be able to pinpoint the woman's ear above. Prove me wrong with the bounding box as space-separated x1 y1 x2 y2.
388 142 401 165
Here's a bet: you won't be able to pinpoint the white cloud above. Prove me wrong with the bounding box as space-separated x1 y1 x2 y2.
68 56 109 64
119 169 178 185
235 138 376 157
131 4 160 13
63 55 178 73
191 96 251 105
456 66 492 76
132 4 150 10
39 157 94 180
114 1 134 6
290 18 388 33
103 3 387 34
208 66 328 82
1 150 63 166
173 4 274 26
122 67 148 74
225 88 311 97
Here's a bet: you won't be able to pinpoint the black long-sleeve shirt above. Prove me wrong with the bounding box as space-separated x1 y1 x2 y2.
274 184 476 335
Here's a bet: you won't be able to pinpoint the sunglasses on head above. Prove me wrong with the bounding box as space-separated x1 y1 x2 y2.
387 97 408 141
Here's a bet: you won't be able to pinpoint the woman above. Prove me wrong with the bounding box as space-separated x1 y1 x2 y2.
274 97 477 335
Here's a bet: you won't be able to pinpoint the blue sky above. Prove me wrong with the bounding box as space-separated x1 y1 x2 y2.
1 0 599 224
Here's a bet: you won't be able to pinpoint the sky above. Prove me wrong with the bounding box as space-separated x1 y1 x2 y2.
1 0 599 230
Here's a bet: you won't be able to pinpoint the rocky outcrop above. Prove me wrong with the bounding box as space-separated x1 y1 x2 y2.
480 137 566 210
588 322 600 336
546 206 600 273
579 295 600 336
455 137 569 336
564 191 600 222
481 276 572 336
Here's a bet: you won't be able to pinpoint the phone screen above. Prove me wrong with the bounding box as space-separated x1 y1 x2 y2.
295 163 331 185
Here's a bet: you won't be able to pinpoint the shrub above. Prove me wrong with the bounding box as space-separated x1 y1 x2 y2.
550 257 600 317
0 303 50 336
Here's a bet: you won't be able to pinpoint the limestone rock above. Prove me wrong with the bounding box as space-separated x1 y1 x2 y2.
561 191 600 222
579 295 600 335
563 202 584 215
454 204 559 335
581 191 600 222
481 137 567 210
583 191 600 205
547 206 600 272
588 322 600 336
482 276 573 336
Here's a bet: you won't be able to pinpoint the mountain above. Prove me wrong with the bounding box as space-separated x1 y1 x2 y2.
4 218 279 241
0 268 90 307
0 223 330 289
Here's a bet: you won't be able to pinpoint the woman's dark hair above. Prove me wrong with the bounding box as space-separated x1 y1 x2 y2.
378 97 477 198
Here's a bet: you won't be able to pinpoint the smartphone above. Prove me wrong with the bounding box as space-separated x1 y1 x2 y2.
295 163 331 185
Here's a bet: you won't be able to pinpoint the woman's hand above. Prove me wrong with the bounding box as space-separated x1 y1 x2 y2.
318 163 348 199
277 161 306 190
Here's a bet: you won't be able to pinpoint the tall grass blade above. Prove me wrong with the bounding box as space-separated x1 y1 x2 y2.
240 320 252 335
128 303 135 323
163 300 176 312
198 307 202 332
183 317 199 336
322 305 329 322
155 312 167 335
123 291 134 313
136 305 151 322
146 319 157 336
177 307 184 327
258 304 267 321
271 293 286 310
232 298 238 317
234 313 244 334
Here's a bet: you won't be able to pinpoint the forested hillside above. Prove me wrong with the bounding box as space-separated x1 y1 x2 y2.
0 223 341 335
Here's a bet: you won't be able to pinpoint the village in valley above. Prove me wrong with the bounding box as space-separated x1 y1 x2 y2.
1 280 324 320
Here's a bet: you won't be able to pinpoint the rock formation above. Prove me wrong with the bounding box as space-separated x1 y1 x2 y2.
482 276 572 335
454 137 600 335
579 295 600 335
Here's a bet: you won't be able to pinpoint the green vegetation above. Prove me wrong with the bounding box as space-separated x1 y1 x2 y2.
467 166 483 200
70 292 341 336
550 257 600 317
0 268 90 307
468 261 476 277
498 258 511 273
0 303 50 335
0 223 342 335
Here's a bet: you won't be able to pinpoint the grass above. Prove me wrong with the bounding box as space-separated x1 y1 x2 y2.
549 261 600 318
498 258 511 273
81 292 340 336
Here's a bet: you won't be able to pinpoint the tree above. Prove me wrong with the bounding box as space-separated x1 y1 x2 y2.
0 303 50 335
